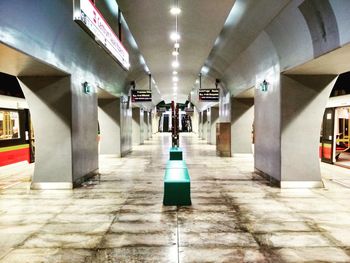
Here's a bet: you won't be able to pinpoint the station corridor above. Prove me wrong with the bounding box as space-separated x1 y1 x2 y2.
0 133 348 262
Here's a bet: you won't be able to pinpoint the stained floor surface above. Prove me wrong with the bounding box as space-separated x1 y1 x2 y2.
0 133 350 262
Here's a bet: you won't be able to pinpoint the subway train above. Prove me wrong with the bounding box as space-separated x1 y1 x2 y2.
320 94 350 165
0 95 35 167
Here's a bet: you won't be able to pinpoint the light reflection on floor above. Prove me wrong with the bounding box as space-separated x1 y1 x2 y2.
0 133 350 262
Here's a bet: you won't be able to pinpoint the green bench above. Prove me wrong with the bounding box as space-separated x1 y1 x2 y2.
163 167 191 206
169 147 183 160
166 160 187 169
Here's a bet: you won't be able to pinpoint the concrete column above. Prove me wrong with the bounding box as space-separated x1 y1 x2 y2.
71 78 98 186
148 111 152 138
202 110 208 140
192 108 199 134
120 95 132 156
198 112 202 138
132 107 142 146
208 107 219 144
151 111 159 134
206 108 211 142
231 98 254 154
98 98 121 156
18 76 98 189
140 109 145 143
255 74 337 188
143 111 149 140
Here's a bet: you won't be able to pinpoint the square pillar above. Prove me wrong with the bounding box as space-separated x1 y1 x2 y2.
254 73 337 188
19 76 98 189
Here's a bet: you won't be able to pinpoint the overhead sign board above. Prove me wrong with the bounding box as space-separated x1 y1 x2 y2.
199 89 219 101
73 0 130 70
131 90 152 102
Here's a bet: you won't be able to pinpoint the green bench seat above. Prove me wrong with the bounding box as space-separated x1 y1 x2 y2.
163 167 191 206
166 160 187 169
169 147 183 160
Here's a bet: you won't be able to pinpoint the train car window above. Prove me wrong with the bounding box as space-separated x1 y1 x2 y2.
0 110 20 140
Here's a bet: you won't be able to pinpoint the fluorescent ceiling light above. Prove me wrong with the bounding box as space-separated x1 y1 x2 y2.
174 43 180 48
173 71 178 75
170 6 181 15
173 76 178 82
172 60 179 68
170 32 180 41
201 66 209 74
172 50 179 56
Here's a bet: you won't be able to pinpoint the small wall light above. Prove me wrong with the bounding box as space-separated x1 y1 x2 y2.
260 80 269 92
82 82 91 94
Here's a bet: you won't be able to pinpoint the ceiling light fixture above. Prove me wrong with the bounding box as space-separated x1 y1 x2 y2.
172 49 179 56
170 32 180 41
172 60 179 68
170 0 181 95
170 6 181 15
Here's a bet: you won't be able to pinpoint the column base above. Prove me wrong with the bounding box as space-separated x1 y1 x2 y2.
255 169 324 188
31 182 73 190
280 181 324 189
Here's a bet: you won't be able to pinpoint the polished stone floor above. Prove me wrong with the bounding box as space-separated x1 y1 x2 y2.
0 133 350 262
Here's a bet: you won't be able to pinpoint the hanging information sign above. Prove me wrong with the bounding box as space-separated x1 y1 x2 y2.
73 0 130 70
199 89 219 101
131 90 152 102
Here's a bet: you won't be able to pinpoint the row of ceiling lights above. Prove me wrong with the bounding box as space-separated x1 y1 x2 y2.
170 1 181 101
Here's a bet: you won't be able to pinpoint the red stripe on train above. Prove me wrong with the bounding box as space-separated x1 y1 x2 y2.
0 148 30 167
319 145 332 160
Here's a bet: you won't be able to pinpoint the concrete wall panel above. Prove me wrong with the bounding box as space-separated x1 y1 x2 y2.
18 76 74 187
98 98 121 156
120 95 132 156
231 98 254 154
280 75 337 182
71 78 98 185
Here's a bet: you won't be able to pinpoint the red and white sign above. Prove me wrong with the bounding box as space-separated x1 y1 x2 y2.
74 0 130 70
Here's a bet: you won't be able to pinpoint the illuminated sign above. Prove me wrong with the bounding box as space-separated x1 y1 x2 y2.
131 90 152 102
199 89 219 101
73 0 130 70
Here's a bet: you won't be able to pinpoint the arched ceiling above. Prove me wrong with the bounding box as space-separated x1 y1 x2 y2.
117 0 235 103
203 0 291 95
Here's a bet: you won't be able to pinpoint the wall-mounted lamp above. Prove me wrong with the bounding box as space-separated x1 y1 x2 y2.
82 82 91 94
260 80 269 92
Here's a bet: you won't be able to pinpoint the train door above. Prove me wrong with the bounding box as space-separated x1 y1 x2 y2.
320 108 335 164
25 109 35 163
335 107 350 167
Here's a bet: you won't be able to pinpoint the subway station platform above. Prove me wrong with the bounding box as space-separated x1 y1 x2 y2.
0 133 350 262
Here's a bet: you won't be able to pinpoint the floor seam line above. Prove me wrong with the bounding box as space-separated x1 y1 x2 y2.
177 206 180 263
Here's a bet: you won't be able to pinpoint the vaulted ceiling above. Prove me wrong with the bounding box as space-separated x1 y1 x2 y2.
117 0 293 104
118 0 235 103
